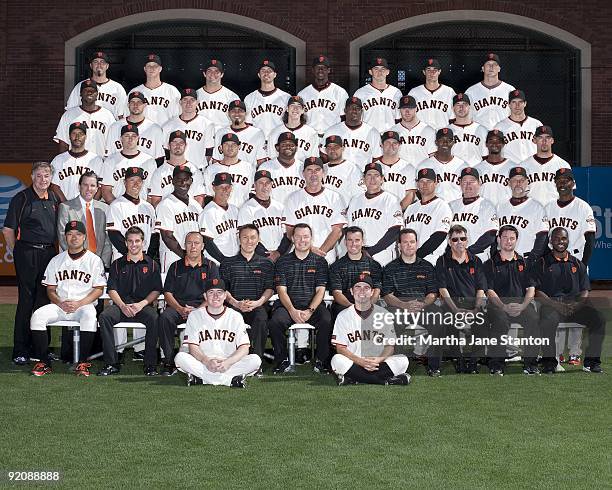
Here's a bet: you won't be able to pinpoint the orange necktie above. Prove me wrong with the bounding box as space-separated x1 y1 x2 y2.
85 202 97 253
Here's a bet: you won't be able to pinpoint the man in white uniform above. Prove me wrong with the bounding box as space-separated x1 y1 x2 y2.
448 93 489 166
408 58 455 130
390 95 436 166
196 59 240 129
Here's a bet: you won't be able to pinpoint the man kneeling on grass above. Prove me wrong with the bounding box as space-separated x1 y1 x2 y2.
175 278 261 388
330 274 410 386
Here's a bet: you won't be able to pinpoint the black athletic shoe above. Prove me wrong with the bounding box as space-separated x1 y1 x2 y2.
254 368 264 379
454 358 467 373
132 351 145 362
466 360 479 374
523 365 541 375
386 373 411 386
186 374 203 386
272 359 291 374
144 365 158 376
230 374 247 388
427 369 441 377
295 348 311 365
489 369 504 376
13 356 29 366
336 373 357 386
97 364 120 376
583 364 603 374
313 360 330 374
159 363 177 376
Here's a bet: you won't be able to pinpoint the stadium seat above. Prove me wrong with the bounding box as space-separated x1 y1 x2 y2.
288 323 315 371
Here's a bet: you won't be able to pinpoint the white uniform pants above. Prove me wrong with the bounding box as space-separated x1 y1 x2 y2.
331 353 408 376
174 352 261 386
30 303 98 332
556 327 583 358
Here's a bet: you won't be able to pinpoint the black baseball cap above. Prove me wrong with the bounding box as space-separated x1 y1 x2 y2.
121 124 139 136
363 162 383 176
213 172 233 186
254 169 273 181
509 89 526 102
90 51 109 63
65 220 86 234
228 99 246 111
69 121 87 134
168 130 186 144
259 59 276 72
484 53 500 65
459 167 479 180
221 133 240 145
80 79 98 92
128 91 147 103
204 278 226 292
277 132 297 145
453 93 471 105
172 165 193 178
535 125 554 137
125 167 145 180
509 166 528 179
487 129 504 141
346 96 363 108
555 167 574 180
352 273 374 288
303 157 324 170
381 131 400 143
180 88 197 99
369 57 389 69
417 168 437 181
424 58 441 70
325 135 343 147
399 95 417 109
205 59 224 72
145 53 162 66
312 55 330 67
436 127 454 139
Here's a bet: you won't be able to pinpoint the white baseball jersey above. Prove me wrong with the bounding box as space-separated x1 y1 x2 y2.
415 156 465 202
379 159 417 200
212 125 267 165
162 115 215 170
101 151 157 200
66 79 128 119
155 193 202 272
283 187 347 263
238 197 285 251
148 161 205 200
449 196 499 262
545 197 596 261
390 121 436 166
353 84 402 132
298 82 349 134
408 84 456 130
51 151 103 200
324 160 363 204
105 118 164 159
473 158 516 206
464 81 516 130
54 106 115 157
202 161 254 207
257 158 305 204
42 250 106 302
449 121 489 167
494 116 542 164
332 304 395 357
267 123 320 161
497 198 549 256
127 82 181 126
403 197 452 265
347 191 403 266
244 88 291 139
196 85 240 129
183 306 250 357
321 122 382 168
106 195 156 258
199 201 240 263
521 154 572 205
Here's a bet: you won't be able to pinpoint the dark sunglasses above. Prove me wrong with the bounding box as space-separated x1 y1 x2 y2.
450 237 468 242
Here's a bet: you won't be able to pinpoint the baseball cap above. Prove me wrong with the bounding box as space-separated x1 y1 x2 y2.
180 88 197 99
312 55 330 67
363 162 383 176
172 165 193 178
324 135 343 147
213 172 233 186
254 169 273 181
80 79 98 92
345 96 363 108
303 157 324 170
436 127 454 139
221 133 240 145
535 125 554 137
259 59 276 72
509 89 526 102
399 95 417 109
369 57 389 69
352 273 374 288
417 168 437 181
128 91 147 103
145 53 162 66
287 95 305 107
424 58 441 70
508 166 528 179
90 51 109 63
484 52 500 65
453 93 471 105
487 129 504 141
277 132 297 145
459 167 479 180
228 99 246 111
381 131 400 143
121 124 139 136
69 121 87 134
204 277 226 292
125 167 145 180
65 220 86 234
168 130 187 144
555 167 574 180
205 59 224 72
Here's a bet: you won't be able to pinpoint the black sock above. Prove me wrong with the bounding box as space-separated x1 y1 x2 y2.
79 332 95 362
345 364 386 385
32 331 49 363
374 362 395 381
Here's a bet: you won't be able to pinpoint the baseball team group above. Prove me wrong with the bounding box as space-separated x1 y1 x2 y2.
2 49 606 388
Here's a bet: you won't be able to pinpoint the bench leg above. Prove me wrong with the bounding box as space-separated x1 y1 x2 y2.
288 329 296 367
73 328 80 365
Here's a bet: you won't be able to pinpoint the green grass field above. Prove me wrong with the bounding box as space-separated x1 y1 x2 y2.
1 304 611 488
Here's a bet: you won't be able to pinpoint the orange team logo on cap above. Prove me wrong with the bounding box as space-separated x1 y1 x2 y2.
514 90 519 96
488 53 495 59
352 97 358 103
420 169 427 175
201 272 207 280
329 136 336 142
127 125 133 130
457 94 463 100
387 131 394 137
96 52 104 58
212 278 219 285
359 273 367 281
133 91 140 96
428 59 434 65
261 170 268 176
376 58 383 64
185 89 192 94
516 167 524 173
464 168 472 174
131 167 138 172
368 163 375 169
233 100 240 104
226 133 232 138
71 221 77 227
221 174 227 181
74 122 81 127
211 59 217 65
319 56 325 62
442 128 448 134
263 60 269 65
493 129 499 134
148 54 156 60
559 168 566 174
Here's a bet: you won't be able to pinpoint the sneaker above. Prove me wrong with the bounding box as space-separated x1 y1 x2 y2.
13 356 29 366
31 362 51 377
97 364 120 376
558 354 566 363
295 348 311 365
336 373 357 386
523 365 541 375
313 360 329 374
132 351 145 362
186 374 204 386
272 359 291 374
466 360 479 374
427 369 441 378
583 364 603 374
489 369 504 376
254 368 264 379
454 358 467 373
386 373 411 386
47 352 61 362
144 365 158 376
555 363 565 373
230 374 247 388
75 362 91 377
159 363 177 377
568 355 582 366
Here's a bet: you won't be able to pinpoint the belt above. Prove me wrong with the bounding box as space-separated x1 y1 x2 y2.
19 242 54 249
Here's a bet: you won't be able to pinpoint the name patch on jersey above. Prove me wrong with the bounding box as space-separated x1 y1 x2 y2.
198 329 236 343
175 211 199 225
399 135 427 147
251 104 284 118
347 329 380 343
55 269 92 283
294 205 333 219
363 98 397 110
351 208 382 221
57 165 95 181
453 212 479 225
404 212 432 226
304 99 336 112
123 213 154 229
549 216 578 231
473 97 508 111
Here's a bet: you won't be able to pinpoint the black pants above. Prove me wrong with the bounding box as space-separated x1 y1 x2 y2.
157 307 186 362
268 304 331 364
99 304 159 366
539 302 605 368
237 307 269 358
12 242 55 359
487 302 539 367
442 305 490 361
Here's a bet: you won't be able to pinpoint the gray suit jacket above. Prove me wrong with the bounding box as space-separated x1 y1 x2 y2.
57 197 112 267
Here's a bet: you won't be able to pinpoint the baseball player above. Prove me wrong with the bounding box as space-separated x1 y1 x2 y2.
347 162 403 266
148 130 206 207
390 95 436 166
162 87 216 171
127 54 181 126
155 166 203 273
331 274 410 386
353 58 401 132
464 53 516 129
55 79 115 157
494 89 542 164
65 51 127 119
196 59 240 129
449 167 499 262
407 58 456 130
283 157 347 264
403 168 452 266
105 91 165 160
474 129 516 206
520 125 572 205
448 93 489 166
211 100 267 167
496 166 549 262
244 60 291 140
298 55 349 135
100 124 157 203
377 130 417 210
237 169 288 262
199 172 240 265
50 122 103 201
321 97 382 168
29 220 106 377
203 133 254 207
257 132 305 204
174 278 262 388
415 127 465 202
267 96 320 162
322 135 363 204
